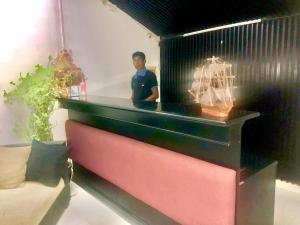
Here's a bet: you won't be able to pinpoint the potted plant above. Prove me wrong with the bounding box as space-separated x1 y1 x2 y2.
53 50 86 97
3 50 86 141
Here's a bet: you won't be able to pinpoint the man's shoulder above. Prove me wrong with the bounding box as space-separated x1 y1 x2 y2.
131 74 137 80
146 70 157 78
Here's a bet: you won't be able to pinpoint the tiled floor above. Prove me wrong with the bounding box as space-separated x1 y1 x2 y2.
57 180 300 225
274 180 300 225
57 182 130 225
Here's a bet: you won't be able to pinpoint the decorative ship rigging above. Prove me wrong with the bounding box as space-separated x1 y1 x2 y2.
188 56 236 117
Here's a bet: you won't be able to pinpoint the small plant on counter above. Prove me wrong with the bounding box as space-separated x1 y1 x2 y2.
53 50 86 96
3 50 86 141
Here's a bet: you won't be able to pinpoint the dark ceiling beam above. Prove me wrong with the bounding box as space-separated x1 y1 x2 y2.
109 0 300 36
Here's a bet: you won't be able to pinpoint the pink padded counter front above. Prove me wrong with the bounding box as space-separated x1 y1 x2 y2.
66 120 237 225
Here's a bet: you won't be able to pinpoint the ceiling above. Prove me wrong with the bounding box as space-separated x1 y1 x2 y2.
109 0 300 36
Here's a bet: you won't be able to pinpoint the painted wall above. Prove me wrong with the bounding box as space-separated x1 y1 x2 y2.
61 0 160 98
0 0 62 145
0 0 160 145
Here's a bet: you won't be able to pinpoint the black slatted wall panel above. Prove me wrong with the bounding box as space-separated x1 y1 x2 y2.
160 14 300 183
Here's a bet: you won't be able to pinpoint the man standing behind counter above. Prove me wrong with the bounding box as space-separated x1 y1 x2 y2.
131 51 159 102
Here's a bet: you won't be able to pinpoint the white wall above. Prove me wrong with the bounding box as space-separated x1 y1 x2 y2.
0 0 160 145
0 0 62 145
61 0 160 98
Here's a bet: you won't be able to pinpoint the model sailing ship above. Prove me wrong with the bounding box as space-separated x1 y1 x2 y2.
188 56 235 117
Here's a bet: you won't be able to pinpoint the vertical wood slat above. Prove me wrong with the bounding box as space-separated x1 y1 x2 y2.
160 15 300 183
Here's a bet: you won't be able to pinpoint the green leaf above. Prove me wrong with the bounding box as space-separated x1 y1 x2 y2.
4 60 57 141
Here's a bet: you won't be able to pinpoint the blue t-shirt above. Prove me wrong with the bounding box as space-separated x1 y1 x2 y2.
131 69 158 101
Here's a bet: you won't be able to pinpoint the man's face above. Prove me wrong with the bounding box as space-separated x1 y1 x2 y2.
133 56 146 71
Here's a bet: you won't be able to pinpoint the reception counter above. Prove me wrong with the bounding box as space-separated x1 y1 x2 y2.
59 96 277 225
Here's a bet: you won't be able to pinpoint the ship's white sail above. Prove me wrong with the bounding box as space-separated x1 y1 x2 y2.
188 56 235 117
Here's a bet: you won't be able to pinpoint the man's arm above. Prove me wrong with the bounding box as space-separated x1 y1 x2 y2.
145 73 159 101
145 87 159 101
131 76 134 99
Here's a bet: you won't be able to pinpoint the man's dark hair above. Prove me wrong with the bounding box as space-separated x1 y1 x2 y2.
132 51 146 60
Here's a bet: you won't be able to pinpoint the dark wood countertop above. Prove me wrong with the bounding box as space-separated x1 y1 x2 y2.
59 95 259 127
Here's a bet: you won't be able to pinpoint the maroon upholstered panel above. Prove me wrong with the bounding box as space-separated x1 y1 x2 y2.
66 120 237 225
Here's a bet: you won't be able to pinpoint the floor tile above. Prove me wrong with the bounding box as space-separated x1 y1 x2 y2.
57 180 300 225
57 182 130 225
